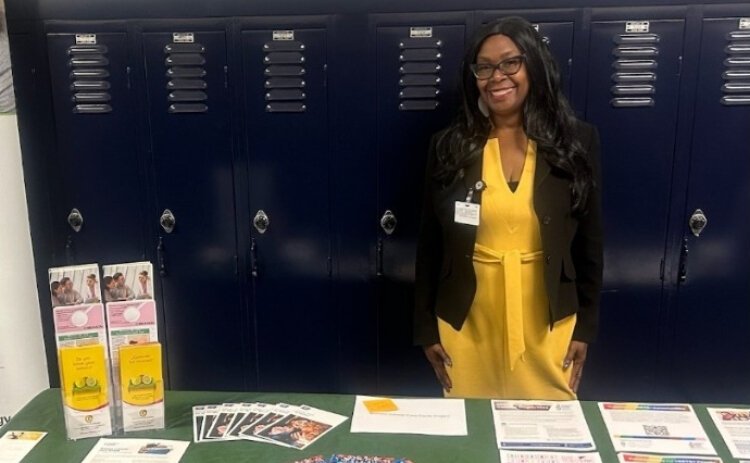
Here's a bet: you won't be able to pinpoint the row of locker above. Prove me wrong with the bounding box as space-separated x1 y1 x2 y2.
8 6 750 402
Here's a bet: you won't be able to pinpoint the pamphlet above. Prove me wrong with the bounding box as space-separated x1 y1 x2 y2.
118 342 164 432
58 344 113 440
350 395 467 436
491 400 596 451
81 438 189 463
499 450 602 462
599 402 716 455
0 431 47 463
707 407 750 459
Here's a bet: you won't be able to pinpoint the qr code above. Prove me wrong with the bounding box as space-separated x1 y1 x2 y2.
643 425 669 437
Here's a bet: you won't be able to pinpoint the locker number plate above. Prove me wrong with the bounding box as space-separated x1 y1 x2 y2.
75 34 97 45
173 32 195 43
410 27 433 38
626 21 650 33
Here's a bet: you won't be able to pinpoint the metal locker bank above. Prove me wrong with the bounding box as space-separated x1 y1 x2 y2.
4 0 750 403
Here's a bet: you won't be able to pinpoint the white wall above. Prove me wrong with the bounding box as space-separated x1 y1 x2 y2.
0 114 49 427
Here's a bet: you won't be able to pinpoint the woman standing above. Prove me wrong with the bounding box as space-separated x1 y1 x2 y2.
414 17 603 399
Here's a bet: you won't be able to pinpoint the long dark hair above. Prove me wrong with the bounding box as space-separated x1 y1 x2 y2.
434 16 593 214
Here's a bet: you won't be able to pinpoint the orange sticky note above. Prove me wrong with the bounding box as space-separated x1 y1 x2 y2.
363 398 399 413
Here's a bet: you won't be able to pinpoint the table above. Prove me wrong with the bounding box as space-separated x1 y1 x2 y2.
0 389 739 462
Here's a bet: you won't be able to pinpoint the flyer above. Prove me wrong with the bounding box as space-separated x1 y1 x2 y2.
617 452 722 463
707 407 750 459
351 396 467 436
492 400 596 451
80 438 189 463
0 431 47 463
255 404 348 450
499 450 603 463
599 402 716 455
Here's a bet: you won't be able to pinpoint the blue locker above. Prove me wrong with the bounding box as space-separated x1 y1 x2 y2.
241 23 336 392
46 29 146 265
374 17 466 395
668 15 750 403
142 27 248 390
581 16 686 400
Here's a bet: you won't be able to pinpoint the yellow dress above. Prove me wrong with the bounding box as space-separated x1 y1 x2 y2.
437 138 577 400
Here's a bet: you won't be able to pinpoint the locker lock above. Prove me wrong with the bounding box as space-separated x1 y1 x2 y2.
380 210 397 235
67 208 83 233
253 210 269 234
160 209 176 234
689 209 707 237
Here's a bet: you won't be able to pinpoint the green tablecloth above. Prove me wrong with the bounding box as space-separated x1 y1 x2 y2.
1 389 739 462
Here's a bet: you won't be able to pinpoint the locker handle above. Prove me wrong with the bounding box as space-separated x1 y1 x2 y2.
678 237 688 284
65 235 75 265
376 238 384 277
67 208 83 232
250 238 259 278
157 237 167 277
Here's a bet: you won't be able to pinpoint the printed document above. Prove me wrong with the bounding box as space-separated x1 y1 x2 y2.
350 396 467 436
500 450 602 462
0 431 46 463
81 438 189 463
707 407 750 459
599 402 716 455
492 400 596 451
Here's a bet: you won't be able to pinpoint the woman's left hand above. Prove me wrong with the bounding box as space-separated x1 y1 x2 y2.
563 341 588 393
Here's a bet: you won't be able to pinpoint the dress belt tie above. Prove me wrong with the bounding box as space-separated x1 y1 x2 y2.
473 243 544 371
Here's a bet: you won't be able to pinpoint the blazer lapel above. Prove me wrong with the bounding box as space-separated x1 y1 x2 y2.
534 144 552 191
462 150 484 202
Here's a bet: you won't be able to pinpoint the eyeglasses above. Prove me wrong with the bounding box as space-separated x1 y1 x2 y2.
470 55 526 80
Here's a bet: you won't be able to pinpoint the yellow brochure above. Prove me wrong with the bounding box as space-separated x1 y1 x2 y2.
119 342 165 431
58 344 112 439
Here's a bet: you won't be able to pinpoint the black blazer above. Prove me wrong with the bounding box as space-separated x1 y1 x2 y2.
413 121 603 346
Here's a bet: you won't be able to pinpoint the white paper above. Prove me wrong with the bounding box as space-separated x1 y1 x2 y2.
81 438 189 463
350 395 467 436
492 400 596 451
617 452 722 463
707 407 750 459
500 450 602 463
0 431 47 463
599 402 716 455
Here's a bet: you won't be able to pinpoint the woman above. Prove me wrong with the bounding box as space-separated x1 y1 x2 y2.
414 17 603 399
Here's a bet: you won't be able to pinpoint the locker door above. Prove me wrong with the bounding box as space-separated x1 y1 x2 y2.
46 31 145 264
669 17 750 403
581 19 685 400
142 29 246 391
241 27 335 392
375 23 465 395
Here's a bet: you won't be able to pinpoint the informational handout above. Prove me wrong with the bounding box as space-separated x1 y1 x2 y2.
617 452 722 463
350 396 467 436
81 438 189 463
599 402 716 455
492 400 596 451
500 450 602 462
707 407 750 459
0 431 46 463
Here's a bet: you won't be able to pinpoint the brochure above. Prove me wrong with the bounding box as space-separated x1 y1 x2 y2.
492 400 596 451
599 402 716 455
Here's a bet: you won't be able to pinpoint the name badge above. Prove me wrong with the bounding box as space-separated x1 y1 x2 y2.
455 201 480 226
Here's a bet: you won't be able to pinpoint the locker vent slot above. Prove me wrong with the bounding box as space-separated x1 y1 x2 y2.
165 40 208 113
610 34 661 107
722 31 750 105
263 38 307 113
398 34 442 111
67 43 113 113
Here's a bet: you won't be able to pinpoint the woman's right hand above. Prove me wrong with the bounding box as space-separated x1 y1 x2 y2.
423 343 453 392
